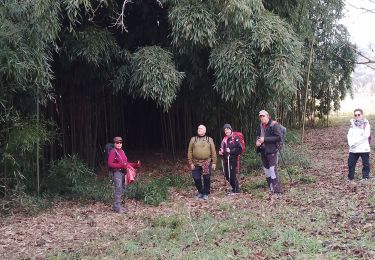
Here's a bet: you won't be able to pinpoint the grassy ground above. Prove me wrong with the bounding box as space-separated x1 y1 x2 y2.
1 118 375 259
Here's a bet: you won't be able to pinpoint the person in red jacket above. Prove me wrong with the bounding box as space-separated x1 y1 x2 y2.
107 136 139 213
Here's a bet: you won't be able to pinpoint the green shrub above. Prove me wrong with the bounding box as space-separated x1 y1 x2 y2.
240 149 262 174
0 185 54 216
279 145 312 169
127 174 192 205
152 214 184 229
45 155 112 202
2 118 56 193
128 178 168 205
46 154 94 195
165 174 192 189
143 178 169 205
284 129 300 145
298 175 316 184
151 214 185 240
241 179 268 193
74 178 113 203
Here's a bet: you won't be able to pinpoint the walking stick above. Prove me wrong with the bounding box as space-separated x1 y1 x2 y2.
221 158 225 181
278 151 292 182
227 154 231 181
124 171 128 200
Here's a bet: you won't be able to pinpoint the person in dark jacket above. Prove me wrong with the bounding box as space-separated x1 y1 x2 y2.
255 110 283 196
219 124 242 194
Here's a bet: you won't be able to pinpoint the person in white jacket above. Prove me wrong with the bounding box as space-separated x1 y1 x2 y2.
347 108 371 180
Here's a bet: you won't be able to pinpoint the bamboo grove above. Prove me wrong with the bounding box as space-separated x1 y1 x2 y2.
0 0 356 195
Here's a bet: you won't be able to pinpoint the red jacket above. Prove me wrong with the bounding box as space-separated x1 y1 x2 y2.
107 148 128 169
107 148 141 171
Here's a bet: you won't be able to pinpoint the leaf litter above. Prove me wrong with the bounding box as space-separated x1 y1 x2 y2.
0 122 375 258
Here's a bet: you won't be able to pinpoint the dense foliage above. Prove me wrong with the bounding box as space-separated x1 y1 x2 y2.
0 0 355 197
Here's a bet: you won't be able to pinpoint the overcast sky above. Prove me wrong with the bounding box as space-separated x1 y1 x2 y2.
338 0 375 114
342 0 375 49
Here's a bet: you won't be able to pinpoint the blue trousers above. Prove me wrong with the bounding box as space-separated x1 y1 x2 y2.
113 170 125 210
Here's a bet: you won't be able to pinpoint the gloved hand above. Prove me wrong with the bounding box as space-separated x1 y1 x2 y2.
136 160 141 168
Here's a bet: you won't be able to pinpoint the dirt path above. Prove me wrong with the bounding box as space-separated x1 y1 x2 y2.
1 122 374 259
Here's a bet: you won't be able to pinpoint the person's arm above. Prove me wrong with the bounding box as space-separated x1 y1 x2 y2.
209 137 217 168
255 125 260 139
264 123 282 144
347 126 354 147
107 150 124 169
255 125 262 148
128 161 141 169
187 137 194 169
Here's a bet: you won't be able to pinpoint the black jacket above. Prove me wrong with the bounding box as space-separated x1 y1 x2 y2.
221 135 242 161
256 120 282 154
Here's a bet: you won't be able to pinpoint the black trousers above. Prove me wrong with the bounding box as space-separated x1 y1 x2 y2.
223 158 240 193
192 166 211 195
348 152 370 180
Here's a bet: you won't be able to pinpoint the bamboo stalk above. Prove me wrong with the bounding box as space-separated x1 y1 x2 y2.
302 37 315 143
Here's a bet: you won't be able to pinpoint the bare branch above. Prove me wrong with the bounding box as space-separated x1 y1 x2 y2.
155 0 163 7
112 0 163 32
113 0 133 33
333 43 375 71
88 0 106 22
347 3 375 14
346 44 375 64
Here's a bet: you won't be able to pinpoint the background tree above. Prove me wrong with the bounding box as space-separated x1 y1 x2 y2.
0 0 355 197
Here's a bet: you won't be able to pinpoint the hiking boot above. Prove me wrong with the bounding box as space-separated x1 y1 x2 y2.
271 193 282 199
196 193 203 199
113 207 128 214
202 195 208 200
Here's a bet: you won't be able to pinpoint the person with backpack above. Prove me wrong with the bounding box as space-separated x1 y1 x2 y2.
187 125 217 200
107 136 140 213
219 124 242 195
255 110 283 197
347 108 371 181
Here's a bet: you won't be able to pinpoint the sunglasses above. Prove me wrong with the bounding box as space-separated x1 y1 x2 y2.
115 141 122 144
354 114 361 117
259 115 266 117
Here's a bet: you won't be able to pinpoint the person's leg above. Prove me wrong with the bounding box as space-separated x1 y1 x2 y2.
267 153 281 194
261 152 272 191
192 166 203 196
113 171 124 211
202 167 211 196
348 153 360 180
229 159 240 193
361 153 370 179
224 157 230 181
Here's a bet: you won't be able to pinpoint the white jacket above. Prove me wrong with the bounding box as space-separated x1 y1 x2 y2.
347 118 371 153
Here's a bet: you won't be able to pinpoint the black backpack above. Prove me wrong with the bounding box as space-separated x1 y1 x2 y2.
271 121 287 150
104 143 114 168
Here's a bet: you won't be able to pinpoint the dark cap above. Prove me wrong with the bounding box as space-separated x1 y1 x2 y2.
223 124 232 131
113 136 123 143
